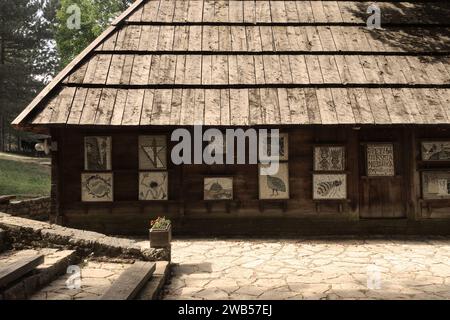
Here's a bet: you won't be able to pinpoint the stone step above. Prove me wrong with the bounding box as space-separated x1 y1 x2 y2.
137 261 170 300
0 249 78 300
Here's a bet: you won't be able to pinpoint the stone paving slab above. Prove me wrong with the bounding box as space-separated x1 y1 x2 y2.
30 260 132 300
161 238 450 300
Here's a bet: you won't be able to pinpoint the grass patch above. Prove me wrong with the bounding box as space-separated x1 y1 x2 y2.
0 159 50 197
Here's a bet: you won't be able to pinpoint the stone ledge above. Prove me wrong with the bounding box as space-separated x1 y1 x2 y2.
0 212 169 262
0 197 51 221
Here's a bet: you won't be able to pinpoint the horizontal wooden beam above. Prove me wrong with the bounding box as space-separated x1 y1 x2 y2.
0 255 44 289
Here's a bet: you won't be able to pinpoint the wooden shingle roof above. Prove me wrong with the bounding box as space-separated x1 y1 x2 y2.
13 0 450 129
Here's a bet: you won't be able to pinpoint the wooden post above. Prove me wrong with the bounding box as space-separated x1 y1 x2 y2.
50 128 62 225
405 127 418 220
347 127 360 220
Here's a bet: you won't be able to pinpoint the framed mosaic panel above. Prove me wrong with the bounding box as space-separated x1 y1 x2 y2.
258 163 289 200
81 173 113 202
421 141 450 161
422 171 450 199
313 174 347 200
260 133 289 161
84 136 112 171
139 172 168 201
139 136 167 170
313 146 345 171
366 144 395 177
204 177 233 200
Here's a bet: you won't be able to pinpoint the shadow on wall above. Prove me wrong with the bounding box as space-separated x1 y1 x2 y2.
353 2 450 63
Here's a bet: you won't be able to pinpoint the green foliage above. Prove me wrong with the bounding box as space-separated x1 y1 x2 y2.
150 217 171 230
0 159 50 196
56 0 131 67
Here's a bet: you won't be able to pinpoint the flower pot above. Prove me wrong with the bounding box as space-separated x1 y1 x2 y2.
149 224 172 248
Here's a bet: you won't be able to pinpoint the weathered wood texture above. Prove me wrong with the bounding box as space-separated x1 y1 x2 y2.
100 262 156 300
14 0 450 129
32 88 450 126
127 1 450 25
0 255 44 289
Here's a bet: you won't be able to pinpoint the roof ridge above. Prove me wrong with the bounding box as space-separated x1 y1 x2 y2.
12 0 147 128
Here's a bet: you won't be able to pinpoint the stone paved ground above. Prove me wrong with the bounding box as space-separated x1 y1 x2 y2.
162 238 450 300
30 260 132 300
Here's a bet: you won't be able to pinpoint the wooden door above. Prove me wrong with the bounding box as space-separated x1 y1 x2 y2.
359 129 407 219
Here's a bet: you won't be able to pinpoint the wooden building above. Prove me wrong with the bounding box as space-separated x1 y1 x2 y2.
12 0 450 235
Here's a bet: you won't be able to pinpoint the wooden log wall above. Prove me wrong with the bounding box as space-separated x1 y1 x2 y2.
55 125 450 235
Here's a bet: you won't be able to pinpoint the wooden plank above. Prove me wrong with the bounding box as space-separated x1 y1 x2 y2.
287 88 309 124
304 88 321 124
277 88 291 124
289 55 309 84
260 26 274 51
414 89 448 123
305 55 324 84
203 0 215 21
184 55 202 84
344 55 367 84
254 55 266 84
318 56 340 84
120 55 135 85
329 26 348 51
110 89 128 125
228 55 239 85
157 25 175 51
141 0 160 21
334 55 351 84
230 89 249 125
331 88 355 124
218 26 232 51
169 89 183 125
100 32 119 51
123 25 142 51
220 89 231 125
229 0 244 23
260 88 280 124
237 55 255 84
0 255 44 288
83 55 100 84
187 0 204 22
273 27 290 51
215 0 230 23
246 27 262 52
317 27 336 51
107 54 126 85
100 262 155 300
140 89 155 125
315 88 337 124
173 0 189 22
323 1 344 23
204 89 221 126
263 55 282 84
296 1 314 23
188 26 202 51
284 1 299 22
80 89 102 125
384 88 414 124
67 88 89 125
243 0 256 23
347 88 374 124
173 26 189 51
159 54 177 84
364 88 391 124
148 55 161 84
67 62 88 84
202 55 213 85
203 26 219 51
279 55 293 84
127 5 143 22
305 27 323 51
122 89 145 126
255 0 271 23
248 88 263 125
270 0 287 23
130 55 152 85
51 87 76 124
310 1 327 23
174 55 186 84
435 89 450 123
397 88 425 124
359 55 382 84
95 88 118 125
193 89 205 124
156 0 175 22
231 26 247 51
151 89 173 125
32 94 60 124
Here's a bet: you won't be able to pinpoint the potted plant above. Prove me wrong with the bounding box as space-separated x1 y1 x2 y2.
149 216 172 248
